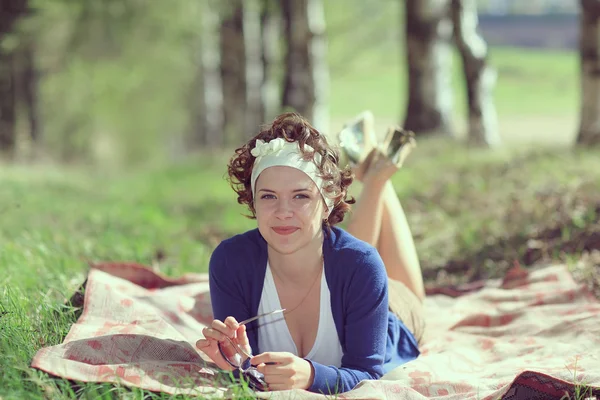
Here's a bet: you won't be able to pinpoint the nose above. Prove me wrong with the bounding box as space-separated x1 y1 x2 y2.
273 198 293 219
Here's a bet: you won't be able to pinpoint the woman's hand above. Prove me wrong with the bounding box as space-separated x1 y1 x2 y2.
195 317 251 371
251 352 315 391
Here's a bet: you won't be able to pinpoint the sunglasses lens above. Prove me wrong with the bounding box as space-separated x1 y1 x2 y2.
219 339 251 370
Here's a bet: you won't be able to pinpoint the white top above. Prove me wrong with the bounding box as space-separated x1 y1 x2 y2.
257 262 343 367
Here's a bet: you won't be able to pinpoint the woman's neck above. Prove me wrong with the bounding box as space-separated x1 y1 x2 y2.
267 234 324 286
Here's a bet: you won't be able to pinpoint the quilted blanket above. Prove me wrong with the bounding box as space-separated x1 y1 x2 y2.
31 261 600 399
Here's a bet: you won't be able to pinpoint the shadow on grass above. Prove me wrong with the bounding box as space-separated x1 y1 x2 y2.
423 201 600 295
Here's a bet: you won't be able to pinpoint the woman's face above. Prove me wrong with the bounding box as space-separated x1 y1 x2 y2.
254 166 327 256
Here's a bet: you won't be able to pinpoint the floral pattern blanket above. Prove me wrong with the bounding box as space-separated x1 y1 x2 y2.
31 261 600 399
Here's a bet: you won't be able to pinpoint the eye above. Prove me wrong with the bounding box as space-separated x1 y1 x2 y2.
260 194 276 200
294 193 310 199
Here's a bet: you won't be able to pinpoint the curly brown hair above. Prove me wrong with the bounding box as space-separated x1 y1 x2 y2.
227 112 355 228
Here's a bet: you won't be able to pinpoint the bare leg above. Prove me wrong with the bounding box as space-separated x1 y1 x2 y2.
345 150 383 246
378 181 425 300
345 184 384 248
346 150 425 301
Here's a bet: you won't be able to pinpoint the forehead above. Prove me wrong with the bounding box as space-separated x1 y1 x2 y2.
255 166 316 190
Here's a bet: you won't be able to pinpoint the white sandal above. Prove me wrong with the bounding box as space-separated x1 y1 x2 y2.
381 126 417 167
337 110 378 166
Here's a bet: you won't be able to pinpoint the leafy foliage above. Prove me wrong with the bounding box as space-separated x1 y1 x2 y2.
19 0 207 164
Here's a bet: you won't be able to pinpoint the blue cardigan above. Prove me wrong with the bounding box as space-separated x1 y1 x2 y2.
208 226 420 394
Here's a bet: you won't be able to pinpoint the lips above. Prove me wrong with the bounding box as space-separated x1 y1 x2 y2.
272 226 299 235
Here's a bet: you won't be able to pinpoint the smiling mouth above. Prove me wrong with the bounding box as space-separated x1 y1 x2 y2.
272 227 299 235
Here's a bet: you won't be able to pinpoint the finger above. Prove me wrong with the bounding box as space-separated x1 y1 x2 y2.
211 319 236 338
224 316 240 332
251 352 293 366
195 339 211 349
219 337 240 360
256 362 290 377
201 327 221 340
202 327 232 343
196 343 219 360
250 352 271 366
263 381 293 392
195 340 236 372
261 370 290 389
236 325 249 346
195 339 220 360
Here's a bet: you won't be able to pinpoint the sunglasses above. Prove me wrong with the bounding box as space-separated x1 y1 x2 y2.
217 309 286 391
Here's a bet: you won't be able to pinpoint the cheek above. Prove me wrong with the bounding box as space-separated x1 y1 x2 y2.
254 201 272 216
300 201 325 223
255 204 277 229
255 212 270 235
255 208 268 223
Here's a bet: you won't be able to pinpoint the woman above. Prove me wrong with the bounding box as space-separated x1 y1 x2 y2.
195 112 425 394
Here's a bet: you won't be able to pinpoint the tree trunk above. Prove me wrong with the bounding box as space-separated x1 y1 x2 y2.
19 42 40 145
0 0 29 160
0 51 17 160
187 1 223 150
243 0 265 136
186 61 207 149
307 0 329 132
403 0 454 136
281 0 329 131
202 2 224 148
451 0 500 147
260 0 281 122
220 0 247 146
577 0 600 146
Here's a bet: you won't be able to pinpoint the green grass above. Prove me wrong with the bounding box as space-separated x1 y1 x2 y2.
561 357 595 400
2 136 600 398
0 159 257 399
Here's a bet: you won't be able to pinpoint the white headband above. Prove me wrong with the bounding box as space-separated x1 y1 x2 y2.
250 138 334 216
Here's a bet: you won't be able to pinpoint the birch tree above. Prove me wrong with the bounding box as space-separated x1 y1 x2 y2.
281 0 329 131
18 42 40 147
196 1 224 148
260 0 281 122
577 0 600 146
451 0 500 147
244 0 268 136
403 0 454 136
220 0 248 146
0 0 29 159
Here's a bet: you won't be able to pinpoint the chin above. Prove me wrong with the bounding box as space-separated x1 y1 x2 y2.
258 225 320 255
266 236 302 255
269 244 299 256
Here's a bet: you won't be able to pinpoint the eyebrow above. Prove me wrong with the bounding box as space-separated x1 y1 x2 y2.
258 188 311 193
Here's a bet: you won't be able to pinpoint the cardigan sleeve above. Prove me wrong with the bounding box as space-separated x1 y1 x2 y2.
307 248 389 394
208 240 253 330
